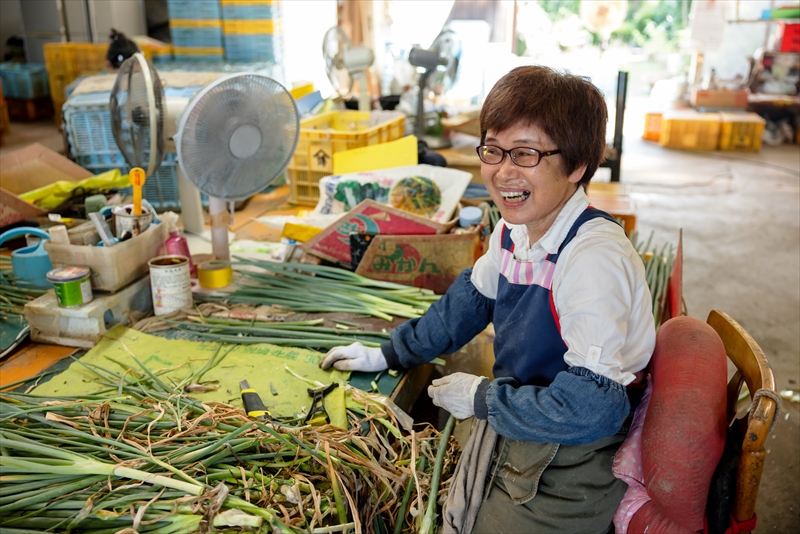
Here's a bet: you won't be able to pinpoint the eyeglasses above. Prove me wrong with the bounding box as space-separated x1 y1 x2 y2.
475 145 561 168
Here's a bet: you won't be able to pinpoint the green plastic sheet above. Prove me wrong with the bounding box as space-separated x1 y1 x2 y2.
32 325 350 427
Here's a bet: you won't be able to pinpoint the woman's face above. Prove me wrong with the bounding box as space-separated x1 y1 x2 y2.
481 122 585 243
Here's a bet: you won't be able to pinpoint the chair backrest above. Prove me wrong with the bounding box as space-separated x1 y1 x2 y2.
706 309 777 530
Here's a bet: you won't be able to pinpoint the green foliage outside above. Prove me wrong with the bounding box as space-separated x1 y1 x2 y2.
535 0 692 51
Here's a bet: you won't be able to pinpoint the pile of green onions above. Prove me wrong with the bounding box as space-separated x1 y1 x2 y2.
631 230 676 327
0 352 460 533
0 256 47 320
199 258 440 322
165 317 392 349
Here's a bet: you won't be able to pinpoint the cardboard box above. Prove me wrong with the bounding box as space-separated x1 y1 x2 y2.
354 220 490 294
690 89 748 109
0 143 93 228
302 199 457 266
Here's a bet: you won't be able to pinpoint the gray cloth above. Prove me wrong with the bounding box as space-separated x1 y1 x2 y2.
442 418 498 534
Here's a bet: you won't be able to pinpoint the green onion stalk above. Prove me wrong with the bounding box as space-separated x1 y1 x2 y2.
0 354 459 533
630 230 676 327
196 257 440 322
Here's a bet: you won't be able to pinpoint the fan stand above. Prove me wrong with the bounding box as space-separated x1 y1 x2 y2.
414 71 451 150
353 71 371 112
176 167 205 235
208 197 230 261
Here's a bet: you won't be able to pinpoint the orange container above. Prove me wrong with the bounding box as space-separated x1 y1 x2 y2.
642 112 662 142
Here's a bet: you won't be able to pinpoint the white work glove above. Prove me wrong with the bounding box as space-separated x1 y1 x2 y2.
319 342 388 372
428 372 487 420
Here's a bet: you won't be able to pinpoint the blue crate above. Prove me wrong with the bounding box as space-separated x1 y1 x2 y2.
223 33 283 62
222 4 282 19
173 54 225 63
170 27 224 48
167 0 220 20
64 87 204 158
0 62 50 99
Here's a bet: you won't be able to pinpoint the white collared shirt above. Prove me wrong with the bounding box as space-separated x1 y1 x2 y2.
471 187 655 385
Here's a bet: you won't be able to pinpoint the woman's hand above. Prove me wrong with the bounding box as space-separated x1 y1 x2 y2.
319 342 388 372
428 372 488 419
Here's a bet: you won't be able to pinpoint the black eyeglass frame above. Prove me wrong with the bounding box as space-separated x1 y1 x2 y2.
475 145 562 168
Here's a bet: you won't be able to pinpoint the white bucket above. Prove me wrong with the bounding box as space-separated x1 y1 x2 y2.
148 255 192 316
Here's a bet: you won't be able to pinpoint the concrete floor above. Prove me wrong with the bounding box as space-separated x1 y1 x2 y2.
2 118 799 531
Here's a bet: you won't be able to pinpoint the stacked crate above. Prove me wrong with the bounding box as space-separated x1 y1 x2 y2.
167 0 224 62
221 0 284 63
43 43 164 125
0 63 53 121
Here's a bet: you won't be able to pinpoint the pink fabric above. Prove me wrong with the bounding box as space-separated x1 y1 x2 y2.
612 379 652 534
498 248 556 288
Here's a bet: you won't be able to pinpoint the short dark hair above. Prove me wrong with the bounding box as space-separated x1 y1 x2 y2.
480 65 608 186
107 29 140 70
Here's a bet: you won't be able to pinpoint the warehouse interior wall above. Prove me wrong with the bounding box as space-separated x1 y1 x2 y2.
0 1 24 60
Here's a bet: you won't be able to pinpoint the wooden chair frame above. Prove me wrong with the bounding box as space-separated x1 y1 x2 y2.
707 309 778 532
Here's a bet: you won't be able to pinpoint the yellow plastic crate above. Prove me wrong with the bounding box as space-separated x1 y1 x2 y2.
44 42 158 108
172 47 225 56
642 112 662 142
222 19 282 34
288 111 406 206
719 112 765 152
169 19 222 28
659 111 721 151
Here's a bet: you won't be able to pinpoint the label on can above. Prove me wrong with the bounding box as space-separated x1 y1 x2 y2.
149 255 193 316
48 266 93 308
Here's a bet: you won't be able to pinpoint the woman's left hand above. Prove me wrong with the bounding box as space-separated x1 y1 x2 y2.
427 372 487 420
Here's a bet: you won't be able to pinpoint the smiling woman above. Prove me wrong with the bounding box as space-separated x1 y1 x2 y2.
321 65 656 534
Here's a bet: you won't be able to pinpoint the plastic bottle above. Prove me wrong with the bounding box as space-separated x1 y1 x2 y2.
162 212 195 277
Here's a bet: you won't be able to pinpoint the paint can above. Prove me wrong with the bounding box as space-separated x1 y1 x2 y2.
46 266 93 307
148 255 192 316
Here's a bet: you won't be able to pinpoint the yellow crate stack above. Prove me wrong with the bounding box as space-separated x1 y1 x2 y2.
288 111 405 206
44 43 161 125
719 112 766 152
659 110 722 151
221 0 284 64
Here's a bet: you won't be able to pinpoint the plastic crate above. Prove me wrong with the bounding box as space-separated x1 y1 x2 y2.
224 33 283 63
642 112 662 142
222 19 282 33
659 111 721 151
719 112 766 152
221 3 282 20
288 111 406 206
167 0 220 20
64 87 203 158
0 63 50 99
170 26 224 48
5 96 53 121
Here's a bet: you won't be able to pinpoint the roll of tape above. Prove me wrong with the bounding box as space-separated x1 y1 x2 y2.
197 262 233 289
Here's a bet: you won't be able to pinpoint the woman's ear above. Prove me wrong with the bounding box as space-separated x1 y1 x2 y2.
568 163 588 184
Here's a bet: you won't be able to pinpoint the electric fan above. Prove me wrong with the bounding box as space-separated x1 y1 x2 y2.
322 25 375 111
175 74 299 261
110 53 205 234
408 28 462 149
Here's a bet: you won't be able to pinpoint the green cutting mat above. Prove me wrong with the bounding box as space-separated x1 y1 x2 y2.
32 325 350 427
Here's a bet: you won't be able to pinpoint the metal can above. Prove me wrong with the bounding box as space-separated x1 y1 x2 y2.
148 255 192 316
46 266 93 308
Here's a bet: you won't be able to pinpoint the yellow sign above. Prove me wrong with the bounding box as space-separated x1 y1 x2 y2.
333 135 418 175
